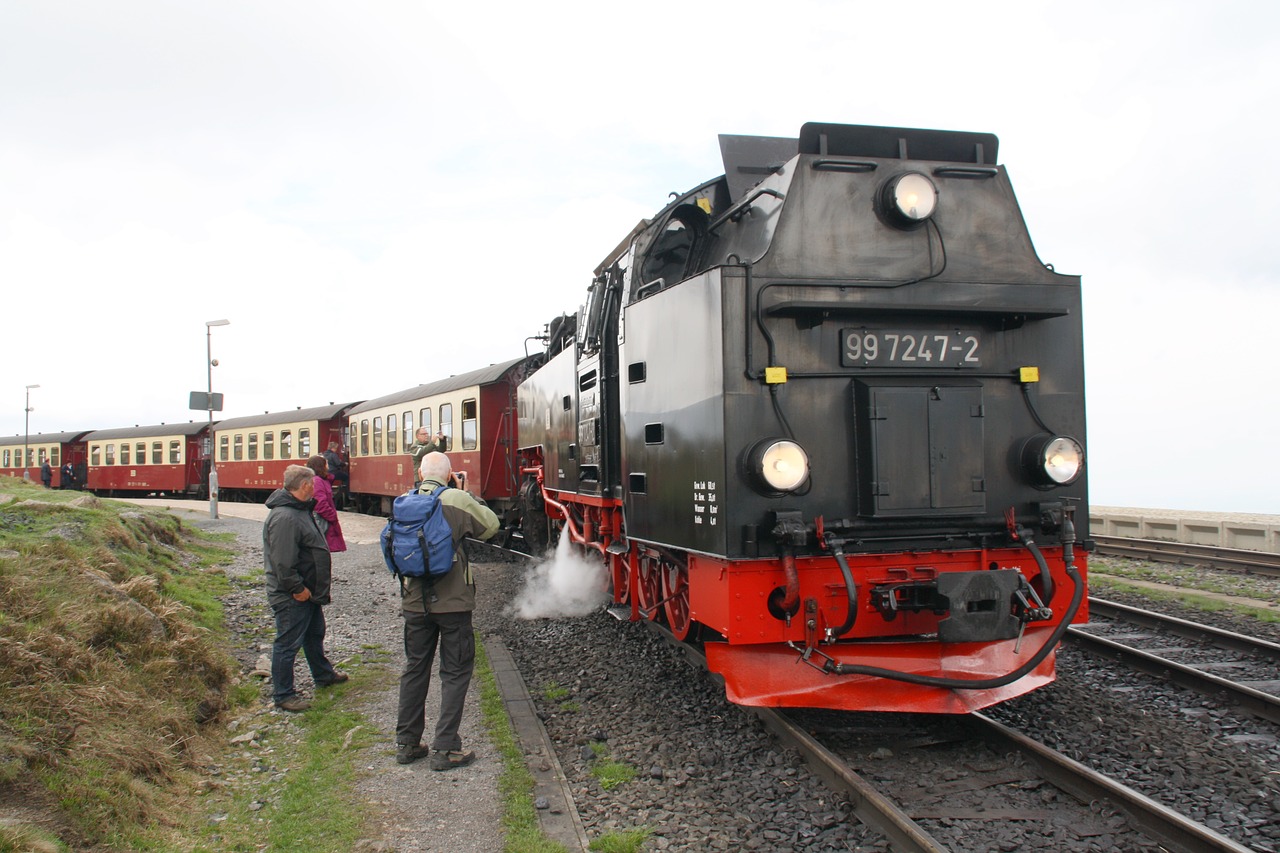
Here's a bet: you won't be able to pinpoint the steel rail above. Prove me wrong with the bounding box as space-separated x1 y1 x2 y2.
1092 534 1280 577
967 713 1255 853
1065 627 1280 725
1087 597 1280 661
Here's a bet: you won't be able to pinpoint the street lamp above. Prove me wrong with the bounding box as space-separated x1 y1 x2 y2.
23 384 39 481
206 319 230 518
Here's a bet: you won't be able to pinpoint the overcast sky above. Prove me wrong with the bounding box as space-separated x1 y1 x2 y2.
2 1 1278 514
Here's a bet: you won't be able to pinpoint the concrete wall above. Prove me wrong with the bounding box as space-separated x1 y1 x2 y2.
1089 506 1280 554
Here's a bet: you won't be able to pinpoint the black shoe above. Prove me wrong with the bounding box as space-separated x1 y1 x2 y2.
429 749 475 771
316 672 349 687
396 743 430 765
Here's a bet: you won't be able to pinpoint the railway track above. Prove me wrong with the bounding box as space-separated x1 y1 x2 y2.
652 625 1253 852
1069 597 1280 724
1092 534 1280 577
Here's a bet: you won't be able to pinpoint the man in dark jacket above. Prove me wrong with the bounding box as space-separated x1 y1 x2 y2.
395 451 499 768
265 464 347 712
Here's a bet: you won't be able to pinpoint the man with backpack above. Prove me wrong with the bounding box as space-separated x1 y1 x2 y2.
394 451 499 768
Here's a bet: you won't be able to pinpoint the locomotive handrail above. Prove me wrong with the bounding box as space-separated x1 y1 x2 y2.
811 158 878 173
931 165 998 178
708 186 785 233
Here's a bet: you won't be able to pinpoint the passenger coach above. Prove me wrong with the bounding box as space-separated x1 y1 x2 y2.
346 358 537 514
0 431 90 487
212 403 356 502
83 423 209 496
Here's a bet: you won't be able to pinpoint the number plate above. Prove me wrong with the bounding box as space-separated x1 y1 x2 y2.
841 328 982 367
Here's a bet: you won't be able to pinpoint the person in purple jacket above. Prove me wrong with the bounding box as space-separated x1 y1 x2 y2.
305 456 347 555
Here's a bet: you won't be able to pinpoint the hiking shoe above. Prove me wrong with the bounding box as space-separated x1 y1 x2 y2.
429 749 475 771
275 696 311 713
316 672 349 687
396 743 430 765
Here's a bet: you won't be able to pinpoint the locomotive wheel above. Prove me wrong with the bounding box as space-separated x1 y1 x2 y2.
636 555 663 621
520 481 551 556
610 553 631 605
660 557 692 640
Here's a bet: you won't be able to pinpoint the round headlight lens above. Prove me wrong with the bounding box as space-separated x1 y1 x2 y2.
885 172 938 225
1022 435 1084 486
755 439 810 492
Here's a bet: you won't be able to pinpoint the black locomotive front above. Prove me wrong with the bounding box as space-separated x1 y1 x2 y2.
518 122 1088 713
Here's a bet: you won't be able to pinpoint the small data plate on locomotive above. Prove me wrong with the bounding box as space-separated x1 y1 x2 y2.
841 328 981 368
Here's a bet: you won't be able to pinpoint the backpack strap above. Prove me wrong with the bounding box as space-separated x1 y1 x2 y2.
418 528 439 603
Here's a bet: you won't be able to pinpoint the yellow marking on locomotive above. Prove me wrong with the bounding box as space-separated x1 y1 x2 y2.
1019 366 1040 383
765 366 788 384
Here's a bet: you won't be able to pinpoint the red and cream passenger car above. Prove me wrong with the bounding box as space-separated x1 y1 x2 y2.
212 403 356 501
0 431 90 487
83 423 209 496
346 357 536 515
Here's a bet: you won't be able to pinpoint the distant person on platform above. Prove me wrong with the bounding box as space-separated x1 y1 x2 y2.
305 455 347 555
40 460 52 488
394 451 499 769
323 442 349 488
264 464 347 713
61 461 75 490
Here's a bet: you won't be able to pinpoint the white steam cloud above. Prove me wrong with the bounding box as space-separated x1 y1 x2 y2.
512 534 611 619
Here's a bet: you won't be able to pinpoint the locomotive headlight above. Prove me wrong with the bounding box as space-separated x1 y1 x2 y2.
1021 434 1084 486
748 439 810 493
881 172 938 228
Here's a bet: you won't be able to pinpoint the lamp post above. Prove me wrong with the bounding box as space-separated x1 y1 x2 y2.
206 319 230 518
23 384 39 481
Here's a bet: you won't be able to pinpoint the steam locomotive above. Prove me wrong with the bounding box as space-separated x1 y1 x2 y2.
514 122 1088 713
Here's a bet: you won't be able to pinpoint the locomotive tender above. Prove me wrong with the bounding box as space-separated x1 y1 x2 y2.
516 122 1089 713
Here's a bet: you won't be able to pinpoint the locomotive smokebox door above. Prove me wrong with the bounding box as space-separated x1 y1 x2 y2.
854 379 985 516
935 570 1022 643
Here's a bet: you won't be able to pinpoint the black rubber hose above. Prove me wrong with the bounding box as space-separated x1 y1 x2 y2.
823 532 1083 689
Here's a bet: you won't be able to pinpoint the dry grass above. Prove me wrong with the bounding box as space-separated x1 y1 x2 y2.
0 478 238 849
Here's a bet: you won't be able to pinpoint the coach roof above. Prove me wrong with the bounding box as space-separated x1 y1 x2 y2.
83 423 209 441
212 402 358 432
347 358 526 417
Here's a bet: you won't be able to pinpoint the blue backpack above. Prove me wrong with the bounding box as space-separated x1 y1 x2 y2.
380 488 454 600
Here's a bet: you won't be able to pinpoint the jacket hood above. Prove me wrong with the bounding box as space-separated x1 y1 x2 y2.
266 488 315 511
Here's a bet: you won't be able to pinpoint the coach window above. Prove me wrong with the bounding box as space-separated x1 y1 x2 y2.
264 431 274 460
348 424 358 457
280 431 292 459
152 441 162 464
402 411 413 450
360 420 370 455
387 414 398 454
248 433 259 461
233 434 243 461
121 443 131 465
439 403 453 447
37 448 46 465
1 449 8 467
419 408 431 437
219 435 229 462
373 417 383 455
169 440 181 464
136 442 146 464
106 444 116 465
299 429 311 458
461 399 477 450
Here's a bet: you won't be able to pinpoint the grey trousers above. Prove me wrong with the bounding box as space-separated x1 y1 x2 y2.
395 609 474 751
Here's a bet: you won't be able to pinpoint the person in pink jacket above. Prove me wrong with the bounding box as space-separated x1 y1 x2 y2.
305 456 347 553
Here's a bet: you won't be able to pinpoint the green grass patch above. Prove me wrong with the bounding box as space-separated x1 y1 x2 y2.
589 827 653 852
476 642 568 853
1090 575 1280 623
